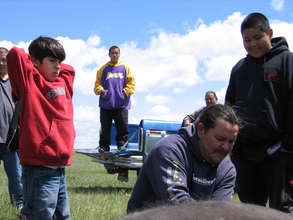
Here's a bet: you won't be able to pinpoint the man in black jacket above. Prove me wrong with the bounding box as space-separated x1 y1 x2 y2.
225 12 293 211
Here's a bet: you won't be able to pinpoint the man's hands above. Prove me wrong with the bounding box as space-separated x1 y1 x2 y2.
101 90 108 99
183 120 190 127
101 90 128 99
102 92 107 99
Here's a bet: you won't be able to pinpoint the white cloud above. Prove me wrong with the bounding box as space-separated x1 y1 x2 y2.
195 99 205 109
216 88 228 104
57 36 108 95
145 94 171 105
74 120 99 148
122 44 200 92
2 12 293 149
1 41 30 52
58 12 246 95
271 22 293 46
74 105 99 148
86 35 101 47
173 87 186 94
151 105 171 115
2 12 293 98
131 95 137 107
204 55 242 81
270 0 285 11
127 12 246 92
74 105 99 122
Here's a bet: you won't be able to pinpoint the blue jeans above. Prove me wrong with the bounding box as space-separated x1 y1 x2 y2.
21 166 70 220
0 143 23 208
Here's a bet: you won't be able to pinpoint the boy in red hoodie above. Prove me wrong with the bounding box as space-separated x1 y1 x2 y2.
7 36 75 220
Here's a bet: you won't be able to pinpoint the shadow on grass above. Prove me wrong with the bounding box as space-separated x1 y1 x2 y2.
68 186 133 194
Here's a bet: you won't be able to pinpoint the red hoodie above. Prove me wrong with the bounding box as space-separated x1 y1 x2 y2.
7 47 76 166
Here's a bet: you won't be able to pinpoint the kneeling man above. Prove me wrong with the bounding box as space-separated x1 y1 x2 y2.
127 104 239 213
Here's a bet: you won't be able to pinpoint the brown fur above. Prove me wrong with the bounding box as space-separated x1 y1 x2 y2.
118 201 293 220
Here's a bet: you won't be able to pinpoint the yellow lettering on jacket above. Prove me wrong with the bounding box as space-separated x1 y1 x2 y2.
106 72 124 80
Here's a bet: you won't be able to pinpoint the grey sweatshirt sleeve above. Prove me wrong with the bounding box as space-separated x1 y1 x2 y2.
183 109 201 123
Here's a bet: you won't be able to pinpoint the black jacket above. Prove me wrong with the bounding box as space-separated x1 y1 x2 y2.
225 37 293 160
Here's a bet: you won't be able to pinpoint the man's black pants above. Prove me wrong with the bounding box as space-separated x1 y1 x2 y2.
232 150 290 210
99 108 128 149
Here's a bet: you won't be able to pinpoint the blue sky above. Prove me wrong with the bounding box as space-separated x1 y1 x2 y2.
1 0 293 148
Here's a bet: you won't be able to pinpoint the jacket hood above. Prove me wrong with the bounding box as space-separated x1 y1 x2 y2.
178 124 206 163
270 37 289 55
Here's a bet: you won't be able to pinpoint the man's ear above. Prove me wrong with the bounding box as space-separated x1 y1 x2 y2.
269 28 273 40
197 122 205 138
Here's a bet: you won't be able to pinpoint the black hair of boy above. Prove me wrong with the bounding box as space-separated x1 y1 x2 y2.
240 12 270 34
28 36 66 63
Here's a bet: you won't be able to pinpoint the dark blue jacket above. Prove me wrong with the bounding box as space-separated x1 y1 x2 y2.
127 124 236 213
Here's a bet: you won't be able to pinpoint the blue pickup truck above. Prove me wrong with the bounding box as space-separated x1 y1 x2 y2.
75 119 181 180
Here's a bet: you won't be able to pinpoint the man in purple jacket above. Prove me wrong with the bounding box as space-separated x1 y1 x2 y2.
94 45 135 181
94 45 135 152
127 104 239 213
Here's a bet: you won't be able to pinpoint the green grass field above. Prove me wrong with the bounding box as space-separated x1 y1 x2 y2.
0 152 239 220
0 152 137 220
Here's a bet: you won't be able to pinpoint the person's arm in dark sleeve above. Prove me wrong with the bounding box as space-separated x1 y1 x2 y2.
282 53 293 152
211 157 236 201
225 69 236 106
183 109 201 127
145 140 194 204
183 115 193 127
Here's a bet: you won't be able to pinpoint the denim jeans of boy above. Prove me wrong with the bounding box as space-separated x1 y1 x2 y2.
0 143 23 208
21 166 70 220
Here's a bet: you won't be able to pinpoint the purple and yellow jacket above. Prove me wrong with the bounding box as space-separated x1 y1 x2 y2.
94 61 135 110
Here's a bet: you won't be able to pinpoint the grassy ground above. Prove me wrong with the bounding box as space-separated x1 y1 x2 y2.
0 152 137 220
0 152 240 220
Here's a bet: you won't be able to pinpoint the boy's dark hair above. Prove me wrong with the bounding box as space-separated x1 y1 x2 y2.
241 12 270 34
205 90 218 100
28 36 66 63
109 45 120 53
0 47 8 54
198 104 240 132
